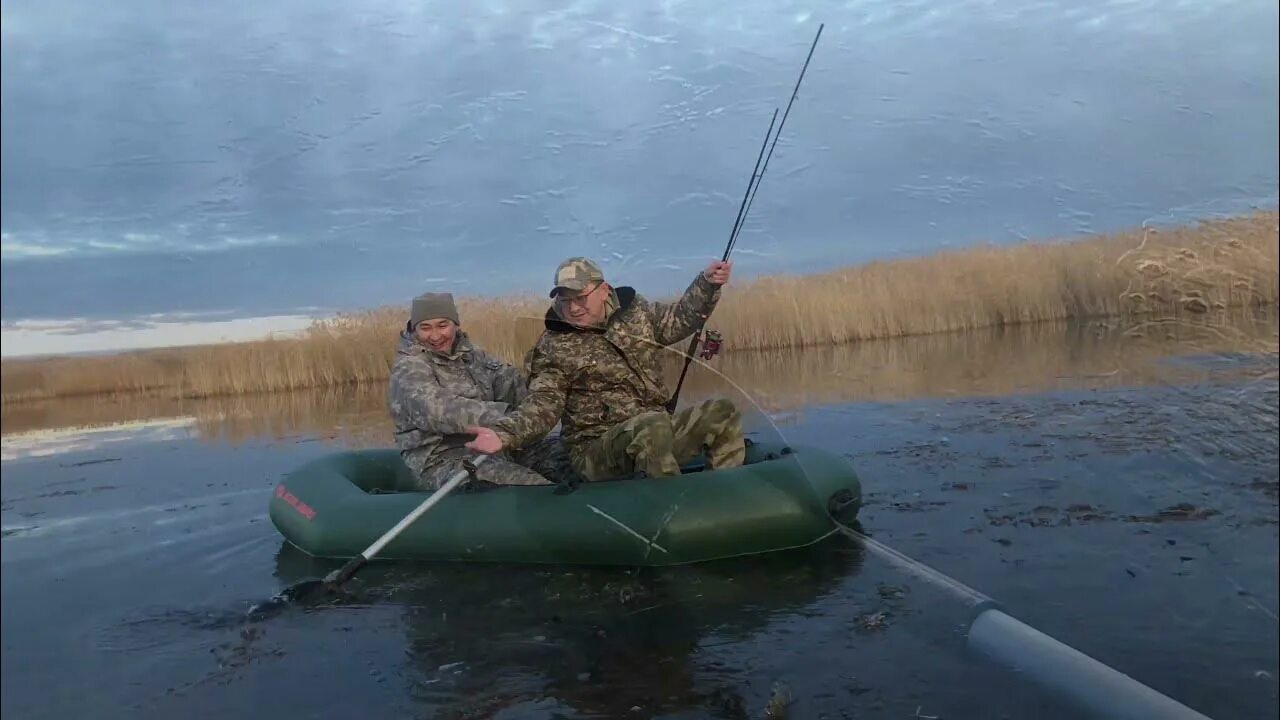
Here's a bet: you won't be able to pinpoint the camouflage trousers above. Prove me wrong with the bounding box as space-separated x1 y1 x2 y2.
571 397 746 482
413 434 580 491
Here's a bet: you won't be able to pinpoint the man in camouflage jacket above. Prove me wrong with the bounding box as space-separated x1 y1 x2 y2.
387 292 575 490
464 257 745 481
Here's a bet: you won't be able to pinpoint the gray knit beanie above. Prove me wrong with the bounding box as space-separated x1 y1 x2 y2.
410 292 460 327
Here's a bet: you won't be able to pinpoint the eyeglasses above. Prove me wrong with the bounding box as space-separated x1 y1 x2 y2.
555 283 602 311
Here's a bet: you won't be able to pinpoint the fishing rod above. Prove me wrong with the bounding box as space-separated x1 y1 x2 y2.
666 23 824 414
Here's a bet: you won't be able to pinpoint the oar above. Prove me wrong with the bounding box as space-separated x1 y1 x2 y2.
252 455 487 614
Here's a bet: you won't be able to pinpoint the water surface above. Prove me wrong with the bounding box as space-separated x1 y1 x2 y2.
2 320 1277 718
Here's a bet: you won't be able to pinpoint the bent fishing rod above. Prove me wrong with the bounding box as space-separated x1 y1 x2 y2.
666 23 824 414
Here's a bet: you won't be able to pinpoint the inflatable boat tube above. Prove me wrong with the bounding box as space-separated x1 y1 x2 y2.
268 441 863 567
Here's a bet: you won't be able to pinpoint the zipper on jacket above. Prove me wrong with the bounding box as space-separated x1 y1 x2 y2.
604 336 664 404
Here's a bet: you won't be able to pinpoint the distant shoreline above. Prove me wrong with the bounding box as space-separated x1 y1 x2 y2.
2 211 1276 404
0 315 317 361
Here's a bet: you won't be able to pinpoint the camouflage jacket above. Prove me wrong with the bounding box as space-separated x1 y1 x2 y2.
388 331 527 478
492 272 721 455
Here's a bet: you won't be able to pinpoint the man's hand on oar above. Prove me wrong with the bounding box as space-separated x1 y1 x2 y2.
465 426 504 454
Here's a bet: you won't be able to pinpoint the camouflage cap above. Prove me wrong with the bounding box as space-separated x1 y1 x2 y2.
549 256 606 298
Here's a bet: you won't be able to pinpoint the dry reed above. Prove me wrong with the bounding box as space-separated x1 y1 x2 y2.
5 312 1273 445
2 211 1275 404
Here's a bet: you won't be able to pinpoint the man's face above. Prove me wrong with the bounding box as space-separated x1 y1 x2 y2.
555 282 610 327
414 318 458 353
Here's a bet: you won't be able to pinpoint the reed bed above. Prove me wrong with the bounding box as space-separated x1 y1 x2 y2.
5 312 1273 446
712 210 1277 349
2 211 1275 403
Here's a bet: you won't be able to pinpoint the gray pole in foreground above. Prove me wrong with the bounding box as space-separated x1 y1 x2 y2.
967 608 1213 720
832 524 1214 720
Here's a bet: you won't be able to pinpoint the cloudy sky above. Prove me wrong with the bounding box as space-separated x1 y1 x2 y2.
2 0 1277 355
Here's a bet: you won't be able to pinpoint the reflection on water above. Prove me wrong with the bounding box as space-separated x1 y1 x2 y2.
270 538 874 718
0 418 198 462
2 312 1275 454
700 309 1277 409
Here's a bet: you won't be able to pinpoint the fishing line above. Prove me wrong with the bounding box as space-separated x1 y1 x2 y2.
540 313 1217 719
667 23 825 414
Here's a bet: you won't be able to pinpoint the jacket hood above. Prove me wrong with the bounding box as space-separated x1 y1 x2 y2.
544 286 636 332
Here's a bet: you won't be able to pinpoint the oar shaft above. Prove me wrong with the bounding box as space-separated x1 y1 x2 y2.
364 457 483 559
322 456 486 587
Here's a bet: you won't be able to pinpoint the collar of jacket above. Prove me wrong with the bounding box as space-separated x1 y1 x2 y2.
543 286 636 333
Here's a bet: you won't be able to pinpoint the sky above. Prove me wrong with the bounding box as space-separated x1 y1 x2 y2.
2 0 1278 356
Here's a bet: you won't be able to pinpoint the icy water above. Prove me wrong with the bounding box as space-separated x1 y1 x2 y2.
2 318 1277 719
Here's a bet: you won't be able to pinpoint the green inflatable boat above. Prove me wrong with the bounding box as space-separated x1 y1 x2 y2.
268 441 863 567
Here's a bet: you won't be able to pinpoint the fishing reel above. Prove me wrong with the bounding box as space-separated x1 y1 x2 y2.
698 330 723 360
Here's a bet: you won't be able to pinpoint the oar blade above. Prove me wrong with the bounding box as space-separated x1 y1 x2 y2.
243 578 341 619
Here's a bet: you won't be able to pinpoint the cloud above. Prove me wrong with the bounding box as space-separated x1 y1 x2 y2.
0 230 298 261
0 0 1275 324
0 241 74 259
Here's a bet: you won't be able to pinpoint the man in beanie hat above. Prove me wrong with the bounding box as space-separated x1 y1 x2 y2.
407 292 462 353
388 291 577 490
464 257 745 481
